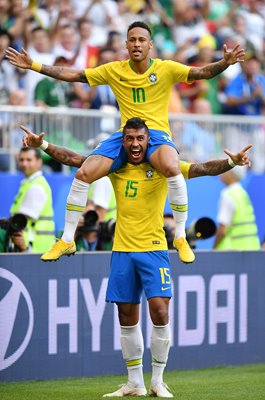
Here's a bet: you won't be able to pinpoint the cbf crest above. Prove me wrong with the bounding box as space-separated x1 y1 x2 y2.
146 169 153 178
148 73 157 84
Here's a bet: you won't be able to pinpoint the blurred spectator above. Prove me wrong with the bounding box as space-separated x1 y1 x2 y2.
10 147 55 253
0 29 19 105
0 88 28 171
214 166 260 250
224 51 265 115
172 1 209 59
75 0 119 46
34 56 76 108
75 18 99 68
73 47 118 112
53 24 78 62
179 98 216 162
177 34 222 113
25 27 55 105
106 30 127 60
239 0 265 56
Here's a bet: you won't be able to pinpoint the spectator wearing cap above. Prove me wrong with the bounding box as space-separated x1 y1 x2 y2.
224 50 265 115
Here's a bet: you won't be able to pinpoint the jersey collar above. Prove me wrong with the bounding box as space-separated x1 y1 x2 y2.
128 58 154 74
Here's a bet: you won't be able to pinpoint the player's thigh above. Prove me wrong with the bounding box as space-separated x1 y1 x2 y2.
105 252 143 303
133 251 172 300
146 129 180 176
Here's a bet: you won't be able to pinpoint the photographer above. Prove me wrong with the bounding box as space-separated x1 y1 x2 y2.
0 214 28 252
75 209 115 251
10 147 55 253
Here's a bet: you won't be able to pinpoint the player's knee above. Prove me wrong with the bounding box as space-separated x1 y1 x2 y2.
151 306 169 325
76 166 93 183
161 162 180 178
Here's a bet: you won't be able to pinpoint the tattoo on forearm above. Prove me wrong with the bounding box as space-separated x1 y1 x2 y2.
40 65 87 83
190 159 231 178
190 60 228 80
46 145 85 167
41 65 65 79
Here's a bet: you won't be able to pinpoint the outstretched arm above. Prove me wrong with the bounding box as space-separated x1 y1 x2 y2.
189 144 252 178
188 44 245 80
5 47 87 83
20 125 87 167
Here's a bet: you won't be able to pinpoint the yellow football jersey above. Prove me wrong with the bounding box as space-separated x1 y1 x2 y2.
85 59 191 135
109 161 191 252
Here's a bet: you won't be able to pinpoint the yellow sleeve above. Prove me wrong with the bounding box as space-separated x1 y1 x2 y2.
180 160 191 179
84 64 109 86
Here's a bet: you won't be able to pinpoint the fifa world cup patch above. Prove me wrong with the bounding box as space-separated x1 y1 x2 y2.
148 73 157 83
146 169 153 178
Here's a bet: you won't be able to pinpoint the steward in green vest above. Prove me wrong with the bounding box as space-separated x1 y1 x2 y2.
10 147 55 253
214 168 260 251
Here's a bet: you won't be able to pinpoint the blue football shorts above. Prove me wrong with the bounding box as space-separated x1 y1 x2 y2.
90 129 178 173
105 251 172 303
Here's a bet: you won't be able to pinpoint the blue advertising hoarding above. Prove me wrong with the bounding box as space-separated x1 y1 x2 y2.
0 251 265 381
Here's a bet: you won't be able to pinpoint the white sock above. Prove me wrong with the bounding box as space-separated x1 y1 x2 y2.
167 174 188 239
120 323 145 388
150 323 171 386
61 178 89 243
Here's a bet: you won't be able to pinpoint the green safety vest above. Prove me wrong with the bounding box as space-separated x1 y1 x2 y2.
10 174 55 253
216 185 260 250
88 181 116 221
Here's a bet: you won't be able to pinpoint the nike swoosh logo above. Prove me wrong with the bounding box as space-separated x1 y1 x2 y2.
161 287 170 291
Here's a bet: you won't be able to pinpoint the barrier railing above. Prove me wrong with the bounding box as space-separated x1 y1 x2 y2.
1 106 265 173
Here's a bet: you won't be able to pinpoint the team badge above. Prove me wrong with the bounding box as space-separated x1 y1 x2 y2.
148 73 157 83
146 169 153 178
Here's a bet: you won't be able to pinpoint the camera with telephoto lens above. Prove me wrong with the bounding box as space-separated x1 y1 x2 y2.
98 218 116 242
80 210 116 249
0 213 28 252
0 213 27 236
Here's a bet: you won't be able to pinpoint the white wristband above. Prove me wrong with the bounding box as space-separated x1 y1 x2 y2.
228 157 236 168
39 140 49 150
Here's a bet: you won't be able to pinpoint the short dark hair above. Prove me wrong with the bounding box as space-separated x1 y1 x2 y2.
123 117 149 136
127 21 152 37
19 147 41 159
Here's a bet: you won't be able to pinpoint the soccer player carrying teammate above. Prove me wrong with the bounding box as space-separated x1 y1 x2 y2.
20 119 251 398
6 21 245 264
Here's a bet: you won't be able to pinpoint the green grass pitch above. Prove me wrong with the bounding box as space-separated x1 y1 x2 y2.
1 364 265 400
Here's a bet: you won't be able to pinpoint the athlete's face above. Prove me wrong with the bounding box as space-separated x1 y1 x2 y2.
126 27 153 63
18 150 42 177
122 128 149 165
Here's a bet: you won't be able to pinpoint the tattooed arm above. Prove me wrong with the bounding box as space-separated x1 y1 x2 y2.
20 126 87 167
188 44 245 80
188 144 252 179
5 47 87 83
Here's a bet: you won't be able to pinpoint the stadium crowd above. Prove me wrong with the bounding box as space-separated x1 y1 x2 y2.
1 0 265 112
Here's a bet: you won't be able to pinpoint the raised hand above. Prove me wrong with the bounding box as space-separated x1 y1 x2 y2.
5 47 33 69
20 125 45 148
224 144 252 167
223 43 245 66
